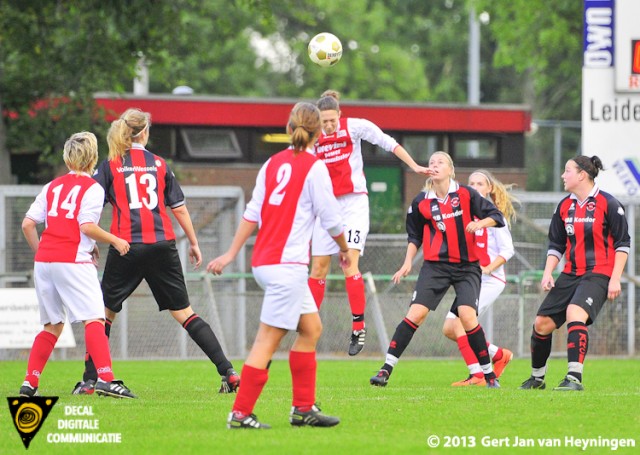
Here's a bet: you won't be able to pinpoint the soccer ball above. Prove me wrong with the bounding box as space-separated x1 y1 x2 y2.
308 33 343 67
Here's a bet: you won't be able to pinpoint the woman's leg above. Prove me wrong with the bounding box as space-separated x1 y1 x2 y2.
370 304 429 386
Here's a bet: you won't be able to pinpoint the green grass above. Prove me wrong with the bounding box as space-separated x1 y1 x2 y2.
1 358 639 454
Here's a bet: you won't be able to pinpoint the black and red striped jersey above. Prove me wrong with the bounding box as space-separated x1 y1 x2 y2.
547 186 630 276
93 144 185 244
406 180 504 263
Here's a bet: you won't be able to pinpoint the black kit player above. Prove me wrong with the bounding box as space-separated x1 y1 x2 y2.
520 155 630 391
72 108 239 395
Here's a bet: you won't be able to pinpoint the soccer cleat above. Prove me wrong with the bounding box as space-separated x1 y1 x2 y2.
19 381 39 397
370 369 390 387
492 348 513 378
486 377 500 388
519 376 546 390
553 375 584 391
95 379 137 399
451 375 486 387
219 368 240 393
72 379 96 395
348 328 366 356
290 404 340 427
227 411 271 429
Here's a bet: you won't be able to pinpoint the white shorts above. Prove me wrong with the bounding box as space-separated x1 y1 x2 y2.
311 193 370 256
253 264 317 331
446 274 506 320
33 262 105 325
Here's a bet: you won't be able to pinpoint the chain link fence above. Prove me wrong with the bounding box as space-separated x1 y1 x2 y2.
1 187 638 362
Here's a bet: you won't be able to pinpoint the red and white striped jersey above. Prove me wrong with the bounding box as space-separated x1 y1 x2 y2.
93 144 183 244
244 147 343 267
314 117 400 197
26 172 105 263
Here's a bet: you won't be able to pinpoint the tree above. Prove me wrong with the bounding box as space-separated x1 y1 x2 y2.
476 0 583 120
0 0 285 182
1 0 583 185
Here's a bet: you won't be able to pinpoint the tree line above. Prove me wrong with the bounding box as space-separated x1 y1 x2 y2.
0 0 582 185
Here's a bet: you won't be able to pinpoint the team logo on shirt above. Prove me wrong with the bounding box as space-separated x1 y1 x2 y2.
437 221 446 232
565 223 575 236
586 201 596 212
155 159 162 167
451 197 460 208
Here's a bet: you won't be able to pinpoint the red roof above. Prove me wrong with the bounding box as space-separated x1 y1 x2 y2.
95 94 531 134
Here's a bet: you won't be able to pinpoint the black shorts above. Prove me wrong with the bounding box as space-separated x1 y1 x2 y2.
537 272 609 327
412 261 481 316
101 240 190 313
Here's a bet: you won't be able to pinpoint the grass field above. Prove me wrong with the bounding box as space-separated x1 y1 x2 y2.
1 358 639 454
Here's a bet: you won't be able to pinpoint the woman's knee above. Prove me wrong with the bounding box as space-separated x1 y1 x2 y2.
533 316 556 335
310 256 331 279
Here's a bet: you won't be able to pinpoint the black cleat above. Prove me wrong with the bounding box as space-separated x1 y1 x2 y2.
19 381 39 397
486 377 500 388
290 404 340 427
72 379 96 395
219 368 240 393
348 328 366 356
95 379 137 399
553 375 584 391
370 369 390 387
227 411 271 429
519 376 546 390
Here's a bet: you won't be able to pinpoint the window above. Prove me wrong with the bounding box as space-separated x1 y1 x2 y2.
402 135 442 163
452 136 498 164
180 128 242 159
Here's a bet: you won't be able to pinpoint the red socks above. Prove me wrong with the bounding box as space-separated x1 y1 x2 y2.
25 331 58 387
345 273 366 331
456 335 482 377
308 277 326 309
85 321 115 382
289 351 316 409
232 364 269 416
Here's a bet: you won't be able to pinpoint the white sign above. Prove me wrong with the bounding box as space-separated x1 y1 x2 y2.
614 0 640 92
582 0 640 196
0 289 76 348
582 69 640 195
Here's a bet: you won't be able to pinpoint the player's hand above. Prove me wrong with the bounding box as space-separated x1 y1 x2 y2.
338 250 351 269
481 265 492 275
541 274 555 292
465 220 481 233
392 263 411 284
413 165 434 176
91 246 100 266
607 277 621 300
113 238 130 256
207 253 233 275
189 244 202 269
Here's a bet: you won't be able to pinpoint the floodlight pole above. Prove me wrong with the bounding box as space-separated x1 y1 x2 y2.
468 5 480 106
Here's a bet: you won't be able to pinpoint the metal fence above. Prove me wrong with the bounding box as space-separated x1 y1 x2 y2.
1 186 638 361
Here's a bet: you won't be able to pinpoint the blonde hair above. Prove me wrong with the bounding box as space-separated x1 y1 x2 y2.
423 151 455 192
63 131 98 174
287 102 321 152
107 108 151 160
469 169 518 225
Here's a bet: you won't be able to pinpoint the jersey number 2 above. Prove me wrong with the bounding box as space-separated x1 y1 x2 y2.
268 163 292 206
